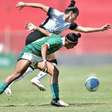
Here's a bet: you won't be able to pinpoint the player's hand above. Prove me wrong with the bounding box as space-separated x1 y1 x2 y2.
42 60 47 72
16 2 25 9
25 23 37 31
101 24 112 31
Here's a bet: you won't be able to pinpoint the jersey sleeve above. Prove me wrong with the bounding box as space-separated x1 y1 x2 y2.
47 7 63 18
69 23 78 30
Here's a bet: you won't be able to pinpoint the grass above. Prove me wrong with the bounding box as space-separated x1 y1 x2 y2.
0 64 112 112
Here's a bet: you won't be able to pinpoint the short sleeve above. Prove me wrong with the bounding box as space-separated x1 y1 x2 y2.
69 23 78 30
47 7 63 18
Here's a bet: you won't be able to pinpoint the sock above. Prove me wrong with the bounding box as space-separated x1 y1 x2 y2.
35 71 47 81
0 82 8 94
50 83 59 101
5 81 14 90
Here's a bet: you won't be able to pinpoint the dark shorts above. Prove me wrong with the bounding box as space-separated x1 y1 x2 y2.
25 29 46 45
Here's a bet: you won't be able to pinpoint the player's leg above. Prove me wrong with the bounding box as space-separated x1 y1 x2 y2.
25 28 48 91
4 66 34 95
5 29 46 94
37 61 69 107
0 60 31 94
31 53 58 91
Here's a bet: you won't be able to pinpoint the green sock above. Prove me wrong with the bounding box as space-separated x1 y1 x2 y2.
50 83 59 101
0 82 8 94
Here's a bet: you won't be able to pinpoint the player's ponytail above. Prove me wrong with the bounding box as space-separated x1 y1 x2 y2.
68 0 76 7
65 0 79 16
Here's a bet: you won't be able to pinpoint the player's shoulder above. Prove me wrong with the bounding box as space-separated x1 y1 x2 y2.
48 7 63 17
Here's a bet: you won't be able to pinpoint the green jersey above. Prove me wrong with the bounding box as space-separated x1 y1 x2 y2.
21 34 63 57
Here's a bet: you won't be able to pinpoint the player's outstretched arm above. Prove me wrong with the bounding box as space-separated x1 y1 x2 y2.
75 24 112 33
25 23 51 36
16 2 49 13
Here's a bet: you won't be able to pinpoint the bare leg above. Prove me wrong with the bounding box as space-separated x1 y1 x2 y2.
37 61 68 107
0 60 31 94
5 66 34 95
37 61 59 99
37 61 59 83
31 53 57 91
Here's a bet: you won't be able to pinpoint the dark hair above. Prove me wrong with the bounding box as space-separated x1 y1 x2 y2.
66 33 81 43
68 0 76 7
65 0 79 16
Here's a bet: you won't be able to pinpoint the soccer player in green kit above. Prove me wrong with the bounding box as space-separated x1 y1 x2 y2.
0 27 81 107
5 0 112 95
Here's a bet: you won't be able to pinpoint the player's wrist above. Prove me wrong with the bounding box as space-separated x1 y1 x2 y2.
19 2 25 6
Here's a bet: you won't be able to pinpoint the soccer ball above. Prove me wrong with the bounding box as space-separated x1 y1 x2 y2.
85 75 100 92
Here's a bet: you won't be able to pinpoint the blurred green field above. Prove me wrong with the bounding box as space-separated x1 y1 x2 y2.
0 64 112 112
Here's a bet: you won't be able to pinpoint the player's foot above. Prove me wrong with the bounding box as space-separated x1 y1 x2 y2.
51 99 69 107
31 78 46 91
5 87 12 96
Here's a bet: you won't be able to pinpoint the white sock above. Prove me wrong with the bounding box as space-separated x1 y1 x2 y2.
34 71 47 81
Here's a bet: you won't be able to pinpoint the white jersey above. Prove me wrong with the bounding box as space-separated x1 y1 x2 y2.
40 8 77 34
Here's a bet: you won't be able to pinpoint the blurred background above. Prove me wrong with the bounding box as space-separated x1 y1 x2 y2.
0 0 112 68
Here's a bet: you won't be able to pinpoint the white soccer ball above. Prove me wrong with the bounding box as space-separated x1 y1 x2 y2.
85 75 100 92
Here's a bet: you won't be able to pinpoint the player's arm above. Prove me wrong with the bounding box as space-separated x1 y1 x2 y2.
41 44 49 61
41 44 49 70
37 27 51 36
16 2 49 13
75 24 112 33
25 23 51 36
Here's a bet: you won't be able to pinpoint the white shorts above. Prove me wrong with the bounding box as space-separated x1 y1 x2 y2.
21 53 42 66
